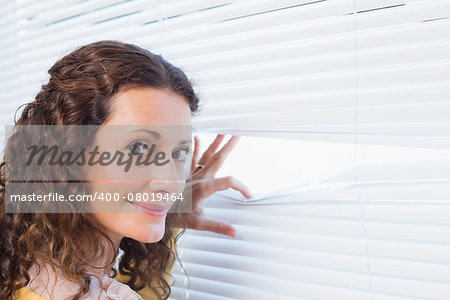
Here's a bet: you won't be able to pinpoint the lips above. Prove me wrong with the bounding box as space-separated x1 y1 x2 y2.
127 201 171 216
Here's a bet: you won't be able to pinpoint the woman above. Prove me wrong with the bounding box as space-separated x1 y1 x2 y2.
0 40 252 299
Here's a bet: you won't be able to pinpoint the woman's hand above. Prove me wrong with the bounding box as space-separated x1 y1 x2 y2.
180 134 252 238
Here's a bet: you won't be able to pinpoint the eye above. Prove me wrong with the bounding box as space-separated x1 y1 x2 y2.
128 141 150 155
172 147 191 161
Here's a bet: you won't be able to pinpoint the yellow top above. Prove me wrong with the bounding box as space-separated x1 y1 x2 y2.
13 287 48 300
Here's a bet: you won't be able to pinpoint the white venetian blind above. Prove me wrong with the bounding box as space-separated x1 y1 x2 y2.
1 1 450 300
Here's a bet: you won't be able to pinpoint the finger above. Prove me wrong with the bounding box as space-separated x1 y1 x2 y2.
190 135 201 174
194 216 237 238
197 134 225 166
198 176 253 200
204 135 241 175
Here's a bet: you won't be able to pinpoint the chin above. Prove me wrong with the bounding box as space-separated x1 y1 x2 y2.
94 211 169 244
130 220 167 243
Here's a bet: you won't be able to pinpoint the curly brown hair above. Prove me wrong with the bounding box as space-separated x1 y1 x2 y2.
0 40 200 299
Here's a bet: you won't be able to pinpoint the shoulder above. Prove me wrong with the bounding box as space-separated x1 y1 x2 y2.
23 261 143 300
15 277 144 300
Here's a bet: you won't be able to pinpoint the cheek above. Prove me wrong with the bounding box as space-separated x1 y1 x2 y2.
89 176 169 243
87 181 146 212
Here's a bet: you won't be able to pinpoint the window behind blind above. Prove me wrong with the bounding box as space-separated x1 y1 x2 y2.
1 0 449 299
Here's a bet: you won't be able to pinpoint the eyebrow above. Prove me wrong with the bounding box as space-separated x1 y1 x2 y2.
132 129 192 146
133 129 161 140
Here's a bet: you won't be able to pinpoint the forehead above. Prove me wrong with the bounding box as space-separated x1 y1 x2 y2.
106 87 192 126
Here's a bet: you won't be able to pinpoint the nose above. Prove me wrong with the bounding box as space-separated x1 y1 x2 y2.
147 158 185 195
148 180 184 195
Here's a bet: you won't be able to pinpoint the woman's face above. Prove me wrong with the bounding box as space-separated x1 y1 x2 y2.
86 87 192 244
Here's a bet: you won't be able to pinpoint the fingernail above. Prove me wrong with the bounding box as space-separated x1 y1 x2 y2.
227 229 236 238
